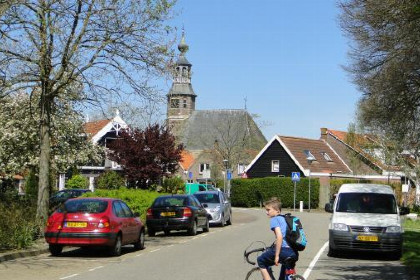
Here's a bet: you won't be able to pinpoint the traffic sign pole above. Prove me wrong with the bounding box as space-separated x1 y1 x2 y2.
293 181 296 211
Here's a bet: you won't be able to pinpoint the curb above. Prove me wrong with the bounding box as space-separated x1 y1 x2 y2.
0 241 49 263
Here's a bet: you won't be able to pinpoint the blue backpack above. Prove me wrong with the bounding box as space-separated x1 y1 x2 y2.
282 213 307 251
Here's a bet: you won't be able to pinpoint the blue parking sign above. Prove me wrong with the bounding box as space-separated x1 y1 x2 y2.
227 171 232 180
291 172 300 182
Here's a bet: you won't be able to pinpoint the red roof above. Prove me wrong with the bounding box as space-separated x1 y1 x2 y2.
179 150 195 170
326 129 401 172
279 136 352 174
83 119 110 138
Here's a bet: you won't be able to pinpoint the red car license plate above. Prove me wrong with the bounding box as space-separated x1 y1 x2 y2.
66 222 87 228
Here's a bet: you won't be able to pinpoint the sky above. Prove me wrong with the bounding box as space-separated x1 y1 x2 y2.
163 0 360 141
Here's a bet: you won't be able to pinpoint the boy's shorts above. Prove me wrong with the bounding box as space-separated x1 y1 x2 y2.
257 246 297 270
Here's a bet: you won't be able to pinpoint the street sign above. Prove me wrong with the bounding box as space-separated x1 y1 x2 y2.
291 172 300 182
188 171 193 179
227 171 232 180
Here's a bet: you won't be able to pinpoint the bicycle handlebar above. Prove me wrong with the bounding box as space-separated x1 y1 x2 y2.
243 247 266 265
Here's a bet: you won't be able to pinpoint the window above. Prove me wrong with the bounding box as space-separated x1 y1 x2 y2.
321 152 333 162
183 99 187 108
170 98 180 108
304 150 316 161
199 163 210 174
271 160 280 172
237 163 247 175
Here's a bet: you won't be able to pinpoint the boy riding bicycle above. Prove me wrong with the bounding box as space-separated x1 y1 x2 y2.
257 197 298 280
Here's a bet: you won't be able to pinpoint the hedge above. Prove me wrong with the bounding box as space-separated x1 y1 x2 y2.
230 177 319 209
83 188 168 222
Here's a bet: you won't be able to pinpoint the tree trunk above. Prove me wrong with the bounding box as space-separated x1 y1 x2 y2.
36 94 52 227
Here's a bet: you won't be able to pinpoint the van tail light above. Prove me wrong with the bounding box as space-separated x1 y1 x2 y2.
183 207 192 217
98 216 110 228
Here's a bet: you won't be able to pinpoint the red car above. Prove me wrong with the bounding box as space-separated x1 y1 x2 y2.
45 197 145 256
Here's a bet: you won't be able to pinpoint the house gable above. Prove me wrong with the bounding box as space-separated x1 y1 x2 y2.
246 137 302 178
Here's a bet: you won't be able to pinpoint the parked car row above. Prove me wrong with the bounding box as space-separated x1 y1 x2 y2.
44 190 232 256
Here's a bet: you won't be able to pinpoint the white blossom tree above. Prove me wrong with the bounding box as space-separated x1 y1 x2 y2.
0 0 177 223
0 92 104 183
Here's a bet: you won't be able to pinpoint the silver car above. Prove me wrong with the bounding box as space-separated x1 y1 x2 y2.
194 191 232 226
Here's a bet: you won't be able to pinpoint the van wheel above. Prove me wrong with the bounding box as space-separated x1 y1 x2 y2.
328 245 337 257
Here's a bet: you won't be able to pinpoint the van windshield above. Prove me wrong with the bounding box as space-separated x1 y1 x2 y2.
336 193 397 214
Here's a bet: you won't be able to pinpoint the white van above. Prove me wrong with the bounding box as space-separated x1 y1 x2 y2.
325 183 408 258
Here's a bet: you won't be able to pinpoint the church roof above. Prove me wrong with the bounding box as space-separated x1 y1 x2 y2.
167 83 196 97
176 109 266 150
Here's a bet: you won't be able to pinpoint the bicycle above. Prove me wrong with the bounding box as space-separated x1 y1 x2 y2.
244 241 305 280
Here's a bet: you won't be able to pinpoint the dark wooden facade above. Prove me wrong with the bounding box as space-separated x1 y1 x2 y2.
246 140 302 178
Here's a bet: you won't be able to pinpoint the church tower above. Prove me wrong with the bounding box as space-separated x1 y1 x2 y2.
167 31 197 130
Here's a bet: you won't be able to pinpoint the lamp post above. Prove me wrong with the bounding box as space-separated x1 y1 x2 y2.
223 159 228 194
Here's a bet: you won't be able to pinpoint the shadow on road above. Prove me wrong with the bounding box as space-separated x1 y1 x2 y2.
315 251 416 280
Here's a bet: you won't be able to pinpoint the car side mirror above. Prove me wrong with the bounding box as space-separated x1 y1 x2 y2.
325 203 333 213
202 203 208 208
133 212 140 217
399 206 410 215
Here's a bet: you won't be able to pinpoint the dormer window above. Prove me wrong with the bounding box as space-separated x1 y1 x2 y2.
304 150 316 161
321 152 333 162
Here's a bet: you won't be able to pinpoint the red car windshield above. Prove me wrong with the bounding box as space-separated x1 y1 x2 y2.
58 199 108 214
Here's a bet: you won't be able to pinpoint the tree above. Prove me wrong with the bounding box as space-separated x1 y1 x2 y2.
339 1 420 186
0 0 177 223
107 124 184 188
0 92 103 177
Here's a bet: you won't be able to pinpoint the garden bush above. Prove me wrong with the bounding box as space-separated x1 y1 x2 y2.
0 192 41 251
83 188 168 222
162 176 185 193
230 177 319 209
66 174 89 189
95 170 126 189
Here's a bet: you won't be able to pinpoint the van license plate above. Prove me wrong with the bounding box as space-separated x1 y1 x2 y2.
356 235 378 242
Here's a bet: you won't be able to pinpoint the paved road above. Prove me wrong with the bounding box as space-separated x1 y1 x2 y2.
0 208 413 280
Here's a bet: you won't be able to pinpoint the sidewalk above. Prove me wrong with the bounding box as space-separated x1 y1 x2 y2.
0 239 49 263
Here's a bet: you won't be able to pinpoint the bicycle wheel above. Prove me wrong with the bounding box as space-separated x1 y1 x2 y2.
245 267 263 280
290 274 305 280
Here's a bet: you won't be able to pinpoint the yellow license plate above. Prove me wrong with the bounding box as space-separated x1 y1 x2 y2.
161 212 176 217
66 222 87 228
356 235 378 242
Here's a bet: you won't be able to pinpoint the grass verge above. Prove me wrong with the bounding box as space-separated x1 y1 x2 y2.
402 218 420 276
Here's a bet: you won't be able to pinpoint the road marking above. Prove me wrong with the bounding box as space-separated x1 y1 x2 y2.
136 253 143 257
88 266 104 272
60 274 79 279
303 241 328 279
167 245 174 248
151 249 161 253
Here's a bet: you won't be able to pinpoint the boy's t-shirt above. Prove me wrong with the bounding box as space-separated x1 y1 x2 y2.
270 215 289 248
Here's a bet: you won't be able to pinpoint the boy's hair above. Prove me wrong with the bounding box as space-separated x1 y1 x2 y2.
263 197 282 211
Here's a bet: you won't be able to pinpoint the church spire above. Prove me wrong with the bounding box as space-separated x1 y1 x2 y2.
166 28 197 128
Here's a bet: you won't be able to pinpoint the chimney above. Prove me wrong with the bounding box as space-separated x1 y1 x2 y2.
320 128 328 140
